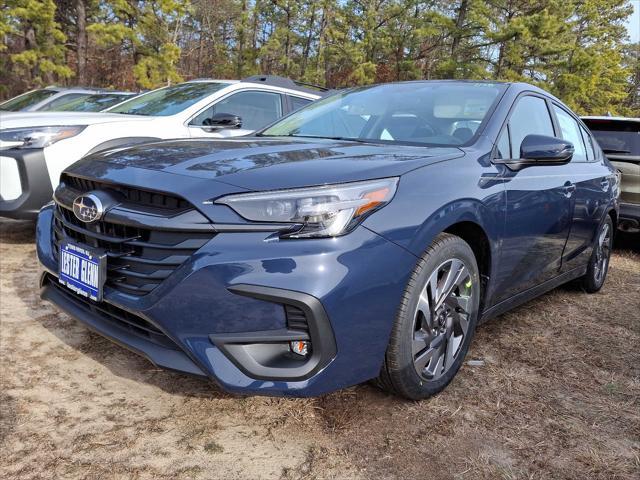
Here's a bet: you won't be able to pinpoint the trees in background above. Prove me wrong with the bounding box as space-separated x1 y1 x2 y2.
0 0 637 115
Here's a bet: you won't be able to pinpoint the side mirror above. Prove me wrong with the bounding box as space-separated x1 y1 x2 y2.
200 113 242 131
494 134 574 171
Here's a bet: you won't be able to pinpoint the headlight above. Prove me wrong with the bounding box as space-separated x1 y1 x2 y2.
0 126 86 149
215 178 399 238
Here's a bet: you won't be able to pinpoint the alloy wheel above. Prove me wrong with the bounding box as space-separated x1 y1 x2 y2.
412 258 473 380
593 222 611 285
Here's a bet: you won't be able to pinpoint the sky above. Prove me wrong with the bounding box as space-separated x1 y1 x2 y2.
627 0 639 43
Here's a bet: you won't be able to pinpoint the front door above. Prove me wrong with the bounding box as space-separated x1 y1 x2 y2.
492 94 573 303
188 90 284 138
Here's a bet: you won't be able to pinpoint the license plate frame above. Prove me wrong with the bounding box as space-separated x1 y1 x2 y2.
58 241 107 302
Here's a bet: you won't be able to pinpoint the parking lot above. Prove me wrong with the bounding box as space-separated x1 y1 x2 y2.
0 218 638 480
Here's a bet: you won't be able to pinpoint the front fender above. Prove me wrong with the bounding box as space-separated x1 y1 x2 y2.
362 157 506 304
363 158 505 258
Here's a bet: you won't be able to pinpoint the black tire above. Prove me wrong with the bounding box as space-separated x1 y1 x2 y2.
376 233 481 400
579 215 613 293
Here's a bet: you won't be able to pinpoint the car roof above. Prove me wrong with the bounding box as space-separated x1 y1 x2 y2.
183 76 327 97
334 79 568 106
180 79 239 84
90 91 137 96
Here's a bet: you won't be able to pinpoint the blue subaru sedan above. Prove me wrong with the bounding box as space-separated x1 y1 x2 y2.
36 81 618 399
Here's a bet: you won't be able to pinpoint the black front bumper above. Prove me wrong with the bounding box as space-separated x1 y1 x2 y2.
0 149 53 220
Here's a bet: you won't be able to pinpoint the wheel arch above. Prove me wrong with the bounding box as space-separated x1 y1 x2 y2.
608 207 618 231
443 221 492 314
401 198 502 312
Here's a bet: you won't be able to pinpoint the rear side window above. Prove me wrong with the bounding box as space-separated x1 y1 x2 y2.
553 105 587 162
508 96 555 157
289 96 312 111
580 126 595 161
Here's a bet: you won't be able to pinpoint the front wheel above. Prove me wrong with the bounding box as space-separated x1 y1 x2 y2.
376 233 480 400
579 216 613 293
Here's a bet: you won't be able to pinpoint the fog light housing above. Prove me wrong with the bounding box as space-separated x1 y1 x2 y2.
290 340 310 357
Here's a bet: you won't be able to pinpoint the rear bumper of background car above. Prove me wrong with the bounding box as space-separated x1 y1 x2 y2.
0 149 53 220
618 202 640 233
36 204 418 397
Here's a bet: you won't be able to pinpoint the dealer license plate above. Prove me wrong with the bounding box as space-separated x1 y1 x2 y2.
58 241 106 302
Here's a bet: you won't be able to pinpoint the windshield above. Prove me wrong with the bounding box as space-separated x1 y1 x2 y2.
263 82 506 146
108 82 230 116
54 93 135 112
0 89 58 111
583 119 640 156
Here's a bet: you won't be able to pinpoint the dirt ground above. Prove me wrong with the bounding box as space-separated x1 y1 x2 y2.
1 218 638 480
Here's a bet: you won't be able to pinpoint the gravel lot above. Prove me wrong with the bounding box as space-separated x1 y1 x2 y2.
1 218 638 480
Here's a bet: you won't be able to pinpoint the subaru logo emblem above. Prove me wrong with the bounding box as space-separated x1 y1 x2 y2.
72 194 104 223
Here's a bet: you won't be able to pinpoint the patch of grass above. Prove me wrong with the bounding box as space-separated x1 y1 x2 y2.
203 441 224 454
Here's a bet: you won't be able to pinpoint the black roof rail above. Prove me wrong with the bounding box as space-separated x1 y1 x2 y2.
241 75 332 96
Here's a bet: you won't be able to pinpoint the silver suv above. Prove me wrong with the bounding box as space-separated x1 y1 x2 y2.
582 116 640 234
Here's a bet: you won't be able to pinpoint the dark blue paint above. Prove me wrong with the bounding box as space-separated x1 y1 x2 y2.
519 134 574 162
36 82 619 396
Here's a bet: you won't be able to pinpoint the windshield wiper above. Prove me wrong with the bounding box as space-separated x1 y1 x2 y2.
268 134 372 144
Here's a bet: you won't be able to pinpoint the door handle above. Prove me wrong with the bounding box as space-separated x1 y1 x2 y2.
563 182 576 198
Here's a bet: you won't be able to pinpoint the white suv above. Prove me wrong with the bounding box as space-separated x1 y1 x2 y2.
0 76 325 219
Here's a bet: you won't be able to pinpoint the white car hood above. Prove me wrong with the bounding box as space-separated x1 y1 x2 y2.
0 111 154 129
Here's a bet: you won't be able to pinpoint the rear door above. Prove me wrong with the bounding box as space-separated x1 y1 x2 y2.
493 94 574 303
551 106 614 271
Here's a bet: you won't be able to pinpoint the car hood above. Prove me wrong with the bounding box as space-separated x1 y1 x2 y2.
0 111 153 129
78 137 464 190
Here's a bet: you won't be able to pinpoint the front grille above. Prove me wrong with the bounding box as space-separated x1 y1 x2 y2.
44 274 178 350
285 305 310 334
60 174 190 210
52 179 215 297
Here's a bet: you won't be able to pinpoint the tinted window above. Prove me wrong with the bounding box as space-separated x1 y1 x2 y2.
553 105 587 162
508 96 554 156
38 93 92 111
56 93 134 112
109 82 229 116
0 89 58 111
582 119 640 156
263 82 506 147
580 126 595 161
191 91 283 131
290 96 312 111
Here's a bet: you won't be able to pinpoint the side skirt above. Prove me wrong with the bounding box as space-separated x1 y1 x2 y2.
479 265 587 323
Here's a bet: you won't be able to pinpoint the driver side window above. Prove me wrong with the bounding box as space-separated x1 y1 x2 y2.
191 91 283 131
507 96 555 158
